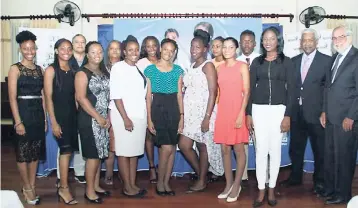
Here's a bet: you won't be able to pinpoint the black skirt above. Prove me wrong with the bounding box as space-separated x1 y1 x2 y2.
151 93 180 146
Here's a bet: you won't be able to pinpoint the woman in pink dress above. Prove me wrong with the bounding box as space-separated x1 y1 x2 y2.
214 37 250 203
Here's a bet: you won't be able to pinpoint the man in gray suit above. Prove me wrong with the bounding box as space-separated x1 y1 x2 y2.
320 26 358 205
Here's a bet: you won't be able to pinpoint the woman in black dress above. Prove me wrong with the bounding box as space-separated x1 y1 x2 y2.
8 30 46 205
44 38 78 205
75 41 111 204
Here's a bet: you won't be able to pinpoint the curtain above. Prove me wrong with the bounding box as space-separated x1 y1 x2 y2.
0 19 59 82
1 21 11 82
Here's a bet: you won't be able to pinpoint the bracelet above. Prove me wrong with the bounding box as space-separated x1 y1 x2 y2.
14 121 23 129
205 113 211 117
180 113 184 116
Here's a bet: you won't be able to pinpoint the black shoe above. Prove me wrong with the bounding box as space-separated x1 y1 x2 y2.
325 196 347 205
317 191 334 198
208 175 220 183
95 190 111 197
313 184 324 195
268 199 278 207
166 191 175 196
75 176 86 184
140 189 148 195
84 194 103 204
122 190 145 198
156 188 167 196
252 199 264 207
190 174 198 181
241 179 249 187
55 179 60 188
279 179 301 187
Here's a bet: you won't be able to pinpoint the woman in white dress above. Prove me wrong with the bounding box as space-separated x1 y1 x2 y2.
136 36 160 183
179 30 224 193
110 36 147 198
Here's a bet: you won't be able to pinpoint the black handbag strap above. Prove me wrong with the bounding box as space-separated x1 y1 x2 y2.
135 65 147 88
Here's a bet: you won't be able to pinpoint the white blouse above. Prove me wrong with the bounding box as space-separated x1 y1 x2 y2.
109 61 147 119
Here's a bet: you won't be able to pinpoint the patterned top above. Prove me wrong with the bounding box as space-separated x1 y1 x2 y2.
144 64 184 94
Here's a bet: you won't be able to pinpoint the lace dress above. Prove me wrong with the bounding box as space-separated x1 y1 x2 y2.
181 61 224 176
13 62 46 162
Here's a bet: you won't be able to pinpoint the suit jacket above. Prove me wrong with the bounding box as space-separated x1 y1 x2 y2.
291 51 331 124
69 55 83 72
324 46 358 125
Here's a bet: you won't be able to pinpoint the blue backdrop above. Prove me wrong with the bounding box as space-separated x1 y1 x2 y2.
36 20 358 177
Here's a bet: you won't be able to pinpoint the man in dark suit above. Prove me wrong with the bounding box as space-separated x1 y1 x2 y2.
280 29 331 195
320 26 358 205
69 34 86 71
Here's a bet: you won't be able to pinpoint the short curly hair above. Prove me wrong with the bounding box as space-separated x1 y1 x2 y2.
15 30 37 45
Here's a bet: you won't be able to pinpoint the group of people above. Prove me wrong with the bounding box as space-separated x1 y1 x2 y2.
8 24 357 207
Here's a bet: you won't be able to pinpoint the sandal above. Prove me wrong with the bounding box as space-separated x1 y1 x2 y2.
22 187 39 205
57 186 78 205
149 166 157 184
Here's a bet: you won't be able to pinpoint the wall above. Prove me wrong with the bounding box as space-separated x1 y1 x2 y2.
2 0 358 41
1 0 357 80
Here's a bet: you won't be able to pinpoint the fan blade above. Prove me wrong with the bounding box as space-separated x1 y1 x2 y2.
56 7 65 14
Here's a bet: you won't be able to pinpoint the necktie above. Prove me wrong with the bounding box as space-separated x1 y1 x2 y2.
246 58 250 66
331 54 343 82
301 56 310 83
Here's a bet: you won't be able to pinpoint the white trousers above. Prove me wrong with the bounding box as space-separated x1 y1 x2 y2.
252 104 285 190
250 135 270 183
57 135 86 178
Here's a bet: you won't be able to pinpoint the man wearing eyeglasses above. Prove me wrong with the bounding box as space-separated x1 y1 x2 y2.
320 26 358 205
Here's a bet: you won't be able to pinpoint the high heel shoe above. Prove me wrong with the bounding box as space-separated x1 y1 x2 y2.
268 199 278 207
31 185 40 201
156 187 167 196
95 190 111 197
217 185 233 199
22 187 40 205
226 186 242 203
84 193 103 204
57 186 78 205
253 199 264 207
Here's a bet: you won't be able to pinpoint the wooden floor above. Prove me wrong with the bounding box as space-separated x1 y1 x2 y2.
1 143 357 208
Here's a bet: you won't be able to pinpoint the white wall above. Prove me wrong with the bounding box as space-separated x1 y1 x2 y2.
2 0 358 41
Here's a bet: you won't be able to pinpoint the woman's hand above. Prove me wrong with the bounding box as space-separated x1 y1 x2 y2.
280 116 291 133
201 117 210 133
148 120 156 135
246 115 254 132
15 123 26 136
45 120 48 132
52 122 62 138
178 116 184 134
96 116 107 128
235 112 244 128
123 117 134 132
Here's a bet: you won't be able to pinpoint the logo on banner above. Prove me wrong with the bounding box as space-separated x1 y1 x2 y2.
249 133 255 146
282 132 288 146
